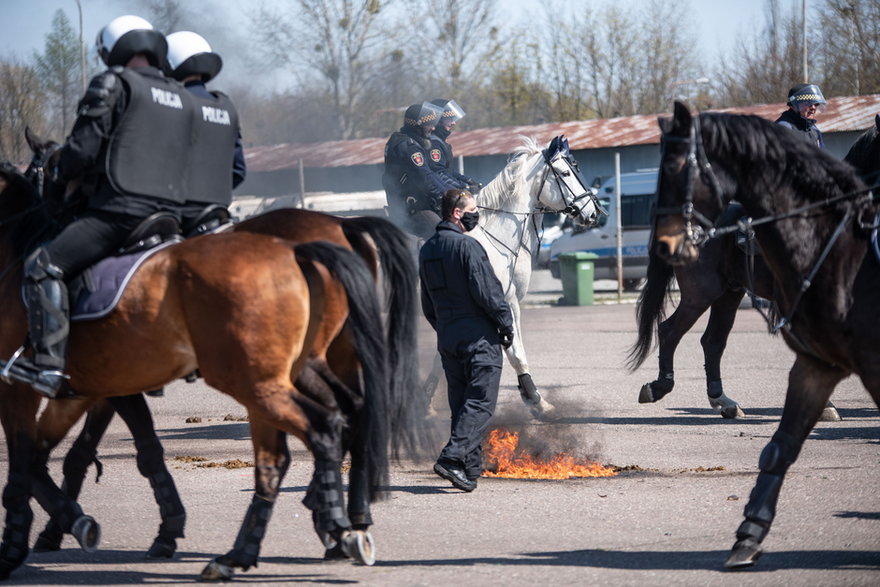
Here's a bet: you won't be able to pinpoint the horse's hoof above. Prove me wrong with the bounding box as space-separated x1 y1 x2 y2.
200 559 234 581
724 537 763 569
33 526 63 552
638 383 656 403
709 393 744 419
341 530 376 566
146 536 177 559
71 515 100 553
529 397 556 421
818 404 841 422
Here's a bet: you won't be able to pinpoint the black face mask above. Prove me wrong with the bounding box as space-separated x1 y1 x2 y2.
460 210 480 232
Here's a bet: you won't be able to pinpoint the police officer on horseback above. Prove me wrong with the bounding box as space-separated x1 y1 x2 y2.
428 99 480 192
7 15 194 398
383 102 458 239
165 30 245 234
775 83 826 148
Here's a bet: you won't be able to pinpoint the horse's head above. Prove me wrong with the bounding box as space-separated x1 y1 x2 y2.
534 136 606 226
24 127 67 217
653 102 727 266
843 113 880 184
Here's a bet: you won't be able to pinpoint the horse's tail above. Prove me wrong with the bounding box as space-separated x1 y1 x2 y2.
293 241 390 500
626 244 675 371
341 216 432 460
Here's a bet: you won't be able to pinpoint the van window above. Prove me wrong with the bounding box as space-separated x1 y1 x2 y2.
620 193 654 227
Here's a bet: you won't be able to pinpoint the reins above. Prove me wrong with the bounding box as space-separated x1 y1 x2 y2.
658 113 877 335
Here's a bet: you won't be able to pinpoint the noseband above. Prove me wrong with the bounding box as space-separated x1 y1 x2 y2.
654 115 726 247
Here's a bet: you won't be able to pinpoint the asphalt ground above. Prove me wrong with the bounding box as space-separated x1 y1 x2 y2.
0 271 878 586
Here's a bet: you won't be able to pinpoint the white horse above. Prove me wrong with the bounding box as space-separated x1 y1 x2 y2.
470 135 605 417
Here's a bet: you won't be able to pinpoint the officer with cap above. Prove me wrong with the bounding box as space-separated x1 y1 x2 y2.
5 15 195 397
383 102 459 239
428 98 481 192
166 30 245 233
775 83 827 148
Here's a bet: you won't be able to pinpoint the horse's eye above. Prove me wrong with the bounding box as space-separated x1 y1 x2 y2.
561 170 571 177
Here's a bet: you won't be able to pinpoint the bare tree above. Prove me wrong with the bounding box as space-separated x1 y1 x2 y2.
251 0 392 140
0 57 49 163
816 0 880 96
715 0 805 107
34 10 81 135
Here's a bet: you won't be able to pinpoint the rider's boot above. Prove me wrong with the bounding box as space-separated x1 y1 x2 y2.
0 248 69 398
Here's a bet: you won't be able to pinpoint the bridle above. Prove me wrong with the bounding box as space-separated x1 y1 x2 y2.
655 112 874 336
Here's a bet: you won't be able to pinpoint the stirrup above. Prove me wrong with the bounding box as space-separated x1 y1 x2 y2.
0 346 69 398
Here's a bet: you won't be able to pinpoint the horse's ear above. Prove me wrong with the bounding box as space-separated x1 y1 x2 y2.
874 113 879 131
561 137 570 153
25 126 43 153
671 101 693 136
658 115 672 135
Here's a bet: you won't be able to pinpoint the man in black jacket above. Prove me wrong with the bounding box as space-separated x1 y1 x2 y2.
428 98 480 192
419 189 514 492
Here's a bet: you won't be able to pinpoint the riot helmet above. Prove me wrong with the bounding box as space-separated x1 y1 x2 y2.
430 98 467 124
787 83 827 113
403 102 444 133
166 31 222 82
96 15 167 69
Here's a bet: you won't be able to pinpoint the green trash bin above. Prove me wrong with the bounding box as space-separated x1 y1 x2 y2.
558 252 598 306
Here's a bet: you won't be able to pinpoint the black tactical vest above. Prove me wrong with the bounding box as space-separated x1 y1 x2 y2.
187 90 240 205
105 69 194 203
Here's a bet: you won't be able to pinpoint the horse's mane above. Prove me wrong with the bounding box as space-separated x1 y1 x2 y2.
699 112 866 214
843 123 880 181
478 136 543 210
0 161 52 258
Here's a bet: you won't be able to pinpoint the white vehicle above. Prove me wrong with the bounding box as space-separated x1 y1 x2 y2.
548 169 657 290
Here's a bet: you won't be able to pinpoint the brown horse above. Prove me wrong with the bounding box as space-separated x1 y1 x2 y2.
652 102 880 568
0 161 415 580
29 210 422 560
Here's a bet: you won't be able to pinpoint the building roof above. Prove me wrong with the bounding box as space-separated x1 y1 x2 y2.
245 94 880 172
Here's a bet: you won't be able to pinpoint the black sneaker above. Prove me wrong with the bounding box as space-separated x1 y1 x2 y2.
433 462 476 492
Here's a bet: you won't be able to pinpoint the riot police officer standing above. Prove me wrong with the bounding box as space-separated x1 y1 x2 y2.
165 30 245 233
775 83 827 148
383 102 458 239
419 189 514 492
429 98 480 191
7 15 194 397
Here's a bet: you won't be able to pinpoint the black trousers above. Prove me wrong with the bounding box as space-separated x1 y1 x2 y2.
42 209 148 277
437 337 503 479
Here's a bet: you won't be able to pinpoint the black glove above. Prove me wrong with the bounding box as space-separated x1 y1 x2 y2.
500 330 514 349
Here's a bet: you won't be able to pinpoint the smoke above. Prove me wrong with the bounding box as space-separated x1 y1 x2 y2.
489 391 606 462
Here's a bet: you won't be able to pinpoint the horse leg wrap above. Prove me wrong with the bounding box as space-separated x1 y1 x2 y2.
136 438 185 540
346 462 372 530
517 374 541 405
0 473 33 571
308 461 351 534
707 379 723 399
217 495 274 571
737 432 800 543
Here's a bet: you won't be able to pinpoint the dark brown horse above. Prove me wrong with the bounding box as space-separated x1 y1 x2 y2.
652 101 880 568
0 161 420 580
628 115 880 420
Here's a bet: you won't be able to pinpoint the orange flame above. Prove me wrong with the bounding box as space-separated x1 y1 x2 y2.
483 428 617 479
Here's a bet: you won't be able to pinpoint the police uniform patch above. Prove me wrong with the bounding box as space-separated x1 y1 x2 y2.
430 148 441 162
411 152 424 166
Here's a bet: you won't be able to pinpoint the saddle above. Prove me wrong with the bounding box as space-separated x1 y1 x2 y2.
70 212 183 322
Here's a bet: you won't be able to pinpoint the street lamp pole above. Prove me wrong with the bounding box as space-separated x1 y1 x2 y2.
75 0 86 93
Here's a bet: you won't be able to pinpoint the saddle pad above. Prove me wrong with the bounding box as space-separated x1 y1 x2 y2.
71 239 180 322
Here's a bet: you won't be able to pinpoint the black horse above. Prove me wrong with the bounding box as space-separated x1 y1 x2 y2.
653 101 880 568
628 114 880 420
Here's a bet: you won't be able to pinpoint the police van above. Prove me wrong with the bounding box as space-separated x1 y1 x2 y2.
548 169 657 290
